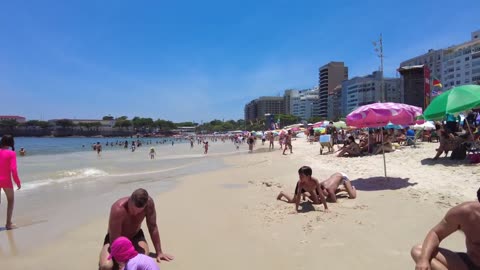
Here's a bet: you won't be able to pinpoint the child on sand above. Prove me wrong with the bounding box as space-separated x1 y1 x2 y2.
203 141 209 154
149 147 156 159
108 236 160 270
276 166 328 213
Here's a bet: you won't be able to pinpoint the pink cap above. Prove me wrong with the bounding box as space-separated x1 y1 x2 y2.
107 236 139 263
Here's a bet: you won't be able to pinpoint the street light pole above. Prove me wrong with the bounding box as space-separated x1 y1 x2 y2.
373 33 385 102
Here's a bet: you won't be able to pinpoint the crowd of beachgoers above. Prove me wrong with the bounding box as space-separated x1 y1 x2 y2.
1 113 480 270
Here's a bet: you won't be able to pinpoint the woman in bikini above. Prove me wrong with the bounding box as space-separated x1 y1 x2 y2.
337 136 361 157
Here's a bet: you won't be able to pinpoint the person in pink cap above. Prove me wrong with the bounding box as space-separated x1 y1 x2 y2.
0 134 21 230
109 236 160 270
99 188 174 270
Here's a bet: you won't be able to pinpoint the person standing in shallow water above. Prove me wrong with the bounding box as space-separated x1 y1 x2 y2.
0 135 21 230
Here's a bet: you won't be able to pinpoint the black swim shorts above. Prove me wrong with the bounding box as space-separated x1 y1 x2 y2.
457 252 480 270
103 229 147 251
294 182 306 195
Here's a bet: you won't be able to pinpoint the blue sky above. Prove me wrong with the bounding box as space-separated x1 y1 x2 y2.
1 0 479 122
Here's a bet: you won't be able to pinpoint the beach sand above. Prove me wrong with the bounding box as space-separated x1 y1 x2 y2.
1 138 478 269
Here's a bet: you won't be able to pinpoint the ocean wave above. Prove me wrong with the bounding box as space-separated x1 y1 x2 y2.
56 168 109 180
21 168 109 191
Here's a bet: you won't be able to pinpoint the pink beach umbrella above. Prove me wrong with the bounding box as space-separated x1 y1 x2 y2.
346 102 422 128
346 102 422 178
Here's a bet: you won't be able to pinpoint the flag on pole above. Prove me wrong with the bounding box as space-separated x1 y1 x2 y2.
432 77 443 88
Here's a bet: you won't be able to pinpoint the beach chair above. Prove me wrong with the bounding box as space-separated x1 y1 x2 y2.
319 134 333 155
405 130 420 147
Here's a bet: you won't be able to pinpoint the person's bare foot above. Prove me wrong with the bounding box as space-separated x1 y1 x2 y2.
6 223 17 230
276 194 282 200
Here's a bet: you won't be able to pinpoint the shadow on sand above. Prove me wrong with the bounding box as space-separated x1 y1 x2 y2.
420 157 471 167
350 176 416 191
298 202 316 213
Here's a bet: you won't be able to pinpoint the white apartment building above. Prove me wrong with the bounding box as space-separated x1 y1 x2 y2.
400 49 444 80
342 71 402 116
442 30 480 89
284 87 319 120
400 30 480 90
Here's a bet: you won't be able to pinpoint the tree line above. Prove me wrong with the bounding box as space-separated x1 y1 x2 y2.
0 114 329 133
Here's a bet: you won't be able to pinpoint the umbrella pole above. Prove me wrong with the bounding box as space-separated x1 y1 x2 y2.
368 129 370 154
465 119 475 141
382 131 387 179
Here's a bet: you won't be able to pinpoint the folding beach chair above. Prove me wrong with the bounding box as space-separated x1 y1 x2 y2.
319 134 333 155
405 130 421 148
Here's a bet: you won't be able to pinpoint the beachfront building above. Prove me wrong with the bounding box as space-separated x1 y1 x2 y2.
318 61 348 118
0 115 26 123
398 65 427 109
171 126 196 136
327 84 342 120
244 96 285 122
442 30 480 89
284 87 320 120
48 118 116 127
399 29 480 91
400 49 444 82
341 71 402 116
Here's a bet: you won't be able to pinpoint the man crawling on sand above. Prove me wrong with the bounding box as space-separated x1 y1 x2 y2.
99 188 174 270
320 172 357 202
411 187 480 270
276 166 328 212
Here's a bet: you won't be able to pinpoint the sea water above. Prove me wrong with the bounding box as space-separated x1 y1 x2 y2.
0 137 246 254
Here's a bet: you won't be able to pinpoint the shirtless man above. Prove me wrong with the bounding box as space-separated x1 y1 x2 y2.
411 188 480 270
320 172 357 202
282 130 293 155
99 188 174 270
276 166 328 212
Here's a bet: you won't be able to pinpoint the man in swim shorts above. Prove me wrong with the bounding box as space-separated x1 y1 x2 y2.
411 187 480 270
98 188 174 270
319 172 357 202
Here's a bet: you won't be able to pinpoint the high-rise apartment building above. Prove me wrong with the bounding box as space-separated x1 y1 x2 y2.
327 84 343 120
318 62 348 118
341 71 402 116
400 49 444 81
284 87 319 120
244 96 285 122
442 30 480 89
399 30 480 93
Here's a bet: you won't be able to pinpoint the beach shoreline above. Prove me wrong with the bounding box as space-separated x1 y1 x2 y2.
0 138 477 269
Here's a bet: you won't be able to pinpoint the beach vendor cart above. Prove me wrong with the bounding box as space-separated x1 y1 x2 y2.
319 134 333 155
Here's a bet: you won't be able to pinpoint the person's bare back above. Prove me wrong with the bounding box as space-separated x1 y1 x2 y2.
320 173 356 202
412 194 480 270
451 202 480 265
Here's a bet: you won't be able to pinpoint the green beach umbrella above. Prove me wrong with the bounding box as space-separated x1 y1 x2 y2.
423 85 480 120
333 121 347 129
